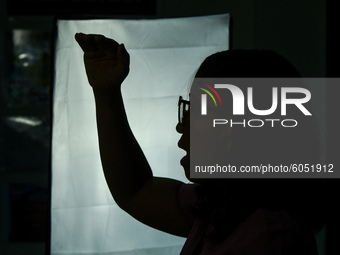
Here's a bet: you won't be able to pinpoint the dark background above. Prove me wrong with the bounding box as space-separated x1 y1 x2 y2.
0 0 338 254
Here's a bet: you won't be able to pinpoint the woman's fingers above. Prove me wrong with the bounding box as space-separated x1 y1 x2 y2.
75 33 120 53
117 44 130 67
94 34 120 50
75 33 98 52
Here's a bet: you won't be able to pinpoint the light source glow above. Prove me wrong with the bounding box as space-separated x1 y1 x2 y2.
51 14 229 255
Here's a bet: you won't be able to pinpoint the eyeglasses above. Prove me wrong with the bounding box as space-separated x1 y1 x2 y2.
178 96 190 124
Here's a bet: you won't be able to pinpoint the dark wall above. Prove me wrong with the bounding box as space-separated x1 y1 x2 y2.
159 0 326 77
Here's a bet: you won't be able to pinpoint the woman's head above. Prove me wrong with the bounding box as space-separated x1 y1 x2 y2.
179 50 319 179
192 49 318 167
183 49 325 235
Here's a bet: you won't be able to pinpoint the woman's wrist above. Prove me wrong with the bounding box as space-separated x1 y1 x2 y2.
92 84 122 100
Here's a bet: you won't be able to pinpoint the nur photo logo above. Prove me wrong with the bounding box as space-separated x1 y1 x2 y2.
195 78 312 128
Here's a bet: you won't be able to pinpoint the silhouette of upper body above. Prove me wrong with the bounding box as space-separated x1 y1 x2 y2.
75 33 326 255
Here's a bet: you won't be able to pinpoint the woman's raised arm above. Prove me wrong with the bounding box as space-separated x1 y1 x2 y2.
75 33 192 237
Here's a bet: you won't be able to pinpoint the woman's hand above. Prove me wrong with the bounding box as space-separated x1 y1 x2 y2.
75 33 130 92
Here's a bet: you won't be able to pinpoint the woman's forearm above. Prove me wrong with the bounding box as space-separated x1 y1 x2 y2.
93 88 153 207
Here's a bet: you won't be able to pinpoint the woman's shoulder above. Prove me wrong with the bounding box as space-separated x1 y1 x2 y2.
181 206 319 255
217 207 318 254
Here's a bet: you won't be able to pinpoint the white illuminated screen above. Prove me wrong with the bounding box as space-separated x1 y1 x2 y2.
51 14 229 255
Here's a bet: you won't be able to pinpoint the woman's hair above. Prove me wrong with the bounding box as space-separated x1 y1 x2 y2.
193 49 327 240
195 49 301 78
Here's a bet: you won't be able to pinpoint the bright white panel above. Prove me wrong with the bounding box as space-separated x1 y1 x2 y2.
52 14 229 255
